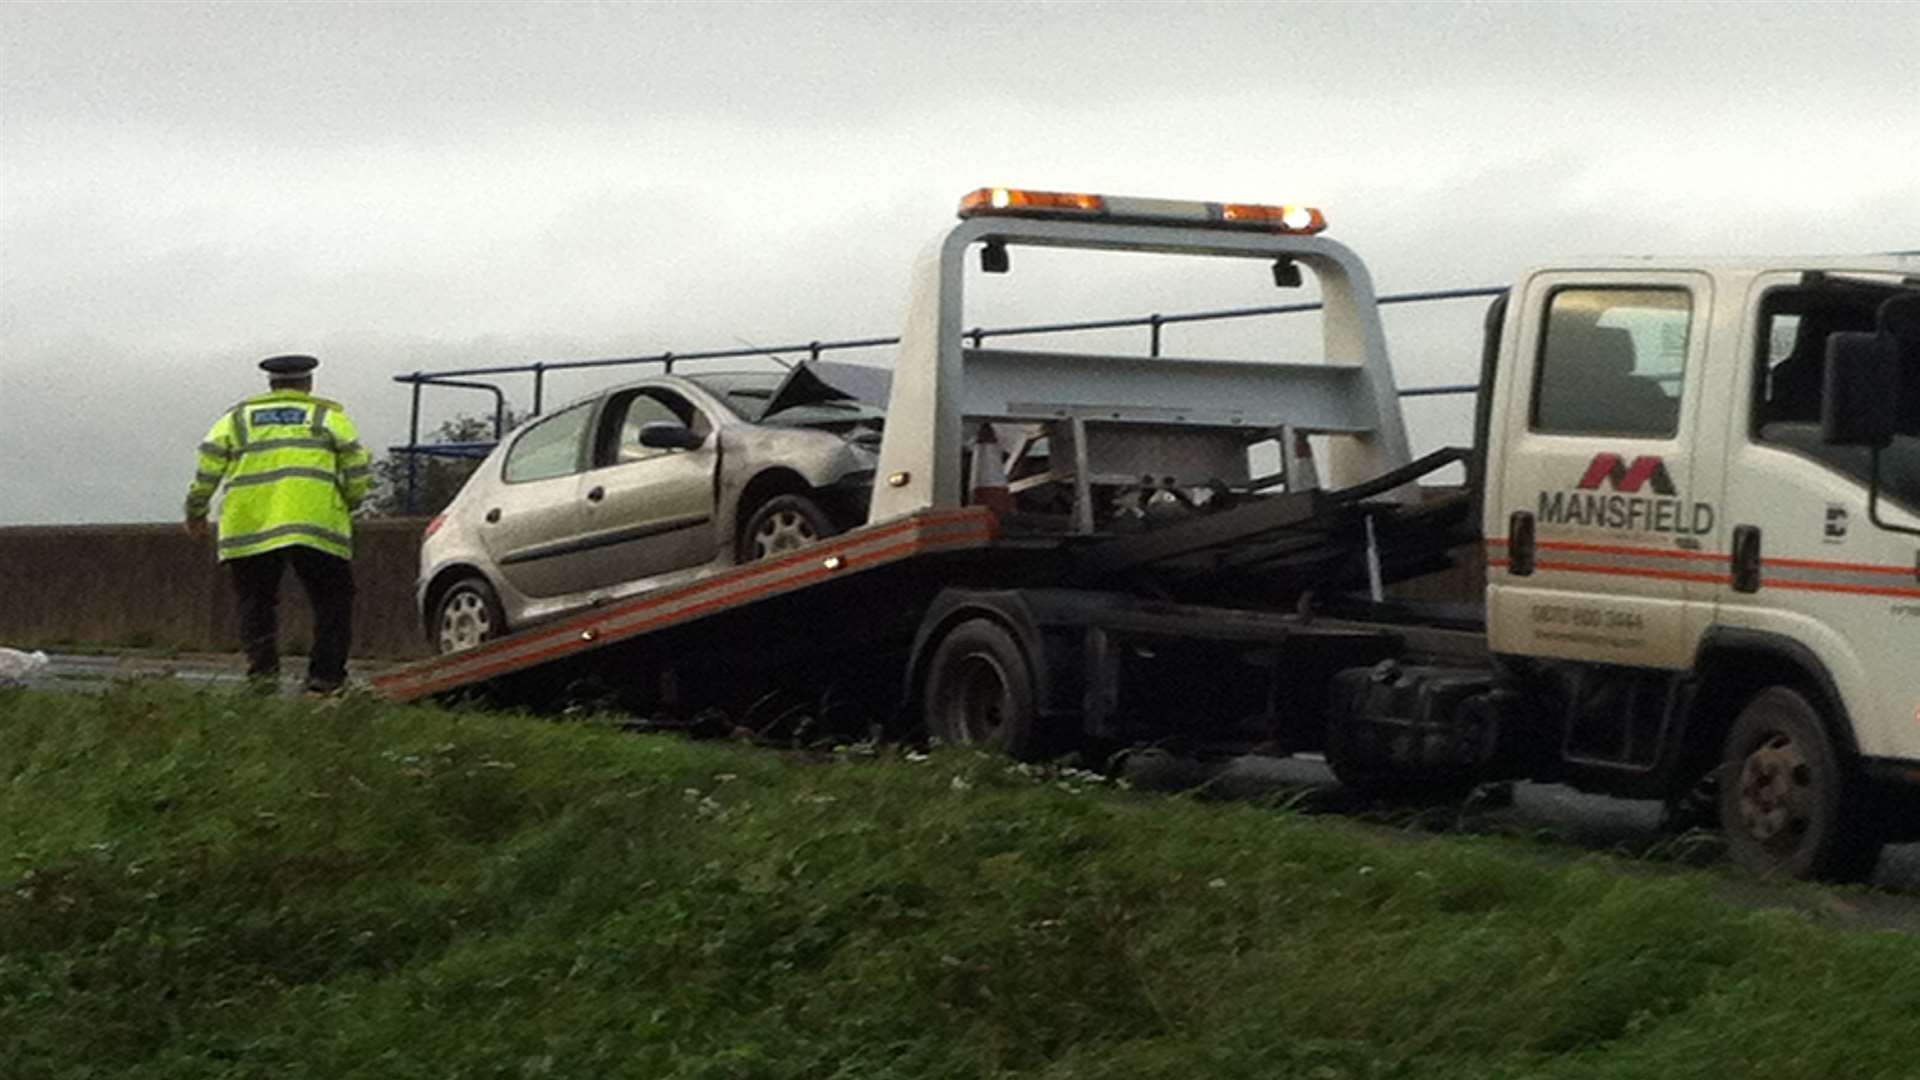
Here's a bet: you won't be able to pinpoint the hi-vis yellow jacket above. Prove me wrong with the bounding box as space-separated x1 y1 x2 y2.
184 391 373 561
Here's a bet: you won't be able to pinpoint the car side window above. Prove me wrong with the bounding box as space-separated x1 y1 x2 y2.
604 389 712 465
1531 287 1690 438
503 403 591 483
614 394 686 463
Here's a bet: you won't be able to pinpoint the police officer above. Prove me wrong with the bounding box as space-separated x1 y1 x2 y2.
185 355 372 693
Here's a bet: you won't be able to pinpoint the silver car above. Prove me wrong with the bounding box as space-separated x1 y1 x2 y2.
417 363 884 653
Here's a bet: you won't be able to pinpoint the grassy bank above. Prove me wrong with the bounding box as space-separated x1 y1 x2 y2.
4 684 1919 1079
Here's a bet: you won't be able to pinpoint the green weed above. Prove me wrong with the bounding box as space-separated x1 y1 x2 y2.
3 684 1918 1079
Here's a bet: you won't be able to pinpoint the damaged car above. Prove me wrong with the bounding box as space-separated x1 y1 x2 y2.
417 361 888 654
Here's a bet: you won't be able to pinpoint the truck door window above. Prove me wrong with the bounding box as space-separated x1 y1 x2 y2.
1752 284 1919 513
1531 288 1690 438
1752 286 1901 433
502 403 592 484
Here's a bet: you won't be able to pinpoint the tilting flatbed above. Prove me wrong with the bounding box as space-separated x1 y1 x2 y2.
376 507 1020 704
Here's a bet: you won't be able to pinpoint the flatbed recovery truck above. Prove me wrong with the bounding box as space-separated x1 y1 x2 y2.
377 187 1920 882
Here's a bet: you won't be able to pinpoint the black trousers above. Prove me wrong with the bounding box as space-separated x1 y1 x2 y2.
227 546 355 687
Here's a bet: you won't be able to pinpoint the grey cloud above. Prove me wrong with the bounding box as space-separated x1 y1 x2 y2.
9 4 1910 138
3 1 1916 525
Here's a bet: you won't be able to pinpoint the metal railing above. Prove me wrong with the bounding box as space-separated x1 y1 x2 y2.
393 285 1505 510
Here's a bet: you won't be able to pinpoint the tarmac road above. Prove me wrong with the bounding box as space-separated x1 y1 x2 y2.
1122 751 1920 930
28 650 1920 927
32 650 401 695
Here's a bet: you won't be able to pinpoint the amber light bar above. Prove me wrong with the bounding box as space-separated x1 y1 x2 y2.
957 186 1326 234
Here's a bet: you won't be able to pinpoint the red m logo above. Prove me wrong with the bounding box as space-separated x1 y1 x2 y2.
1577 453 1677 495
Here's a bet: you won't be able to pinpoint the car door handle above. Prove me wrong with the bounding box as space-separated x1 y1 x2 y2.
586 486 605 503
485 508 501 524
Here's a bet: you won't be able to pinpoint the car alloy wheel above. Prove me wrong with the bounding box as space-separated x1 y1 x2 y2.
751 508 820 558
738 493 837 563
435 578 503 655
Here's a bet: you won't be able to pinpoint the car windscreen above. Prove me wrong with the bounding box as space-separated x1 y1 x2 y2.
686 371 885 427
683 371 784 420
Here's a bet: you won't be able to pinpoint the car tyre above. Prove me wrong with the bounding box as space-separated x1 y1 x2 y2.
737 493 837 562
1716 686 1881 882
434 576 505 656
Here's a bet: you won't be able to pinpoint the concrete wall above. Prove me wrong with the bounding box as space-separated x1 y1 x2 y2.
0 519 432 660
0 511 1486 663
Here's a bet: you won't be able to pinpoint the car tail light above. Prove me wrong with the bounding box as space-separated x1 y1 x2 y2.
423 514 446 539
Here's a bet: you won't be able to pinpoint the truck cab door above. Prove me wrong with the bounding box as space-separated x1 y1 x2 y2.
1485 273 1718 669
1715 274 1920 762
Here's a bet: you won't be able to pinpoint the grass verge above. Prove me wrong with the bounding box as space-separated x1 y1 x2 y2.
4 682 1919 1079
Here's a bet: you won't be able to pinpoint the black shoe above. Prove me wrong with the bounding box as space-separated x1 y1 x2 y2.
303 678 346 697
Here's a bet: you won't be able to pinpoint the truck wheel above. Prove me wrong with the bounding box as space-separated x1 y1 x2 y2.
1716 686 1881 882
923 618 1043 760
737 494 837 562
434 576 505 655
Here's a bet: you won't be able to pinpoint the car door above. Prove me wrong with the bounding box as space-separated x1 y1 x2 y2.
571 386 720 592
1486 273 1717 669
475 402 597 598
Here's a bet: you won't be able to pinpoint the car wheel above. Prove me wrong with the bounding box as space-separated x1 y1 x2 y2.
434 576 505 655
1716 686 1881 882
922 618 1045 759
737 493 837 562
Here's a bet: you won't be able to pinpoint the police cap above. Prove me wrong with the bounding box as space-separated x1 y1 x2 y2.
259 354 319 375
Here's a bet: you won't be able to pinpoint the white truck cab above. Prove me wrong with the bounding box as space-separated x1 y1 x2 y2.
1484 256 1920 877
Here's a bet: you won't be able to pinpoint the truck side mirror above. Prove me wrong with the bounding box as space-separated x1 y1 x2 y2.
1821 331 1899 449
638 422 704 450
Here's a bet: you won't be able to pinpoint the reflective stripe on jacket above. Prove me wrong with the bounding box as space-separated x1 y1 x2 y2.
184 391 373 561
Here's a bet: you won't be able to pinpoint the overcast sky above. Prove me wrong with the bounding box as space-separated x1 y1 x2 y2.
3 0 1916 525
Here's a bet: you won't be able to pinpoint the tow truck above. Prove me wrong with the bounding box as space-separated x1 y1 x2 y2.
376 187 1920 882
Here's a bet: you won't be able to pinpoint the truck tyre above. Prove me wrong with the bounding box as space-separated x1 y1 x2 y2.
737 493 837 563
434 576 505 655
923 618 1044 760
1716 686 1881 882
